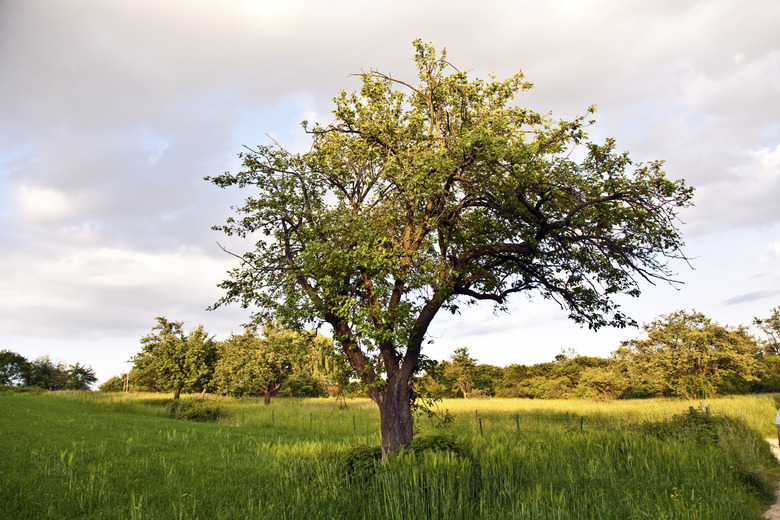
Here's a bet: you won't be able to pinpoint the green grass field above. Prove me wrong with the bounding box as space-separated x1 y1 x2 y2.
2 391 779 519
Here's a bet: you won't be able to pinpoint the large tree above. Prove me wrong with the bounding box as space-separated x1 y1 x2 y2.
208 41 693 458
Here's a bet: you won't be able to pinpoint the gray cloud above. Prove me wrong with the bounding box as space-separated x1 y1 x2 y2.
724 289 780 306
0 0 778 379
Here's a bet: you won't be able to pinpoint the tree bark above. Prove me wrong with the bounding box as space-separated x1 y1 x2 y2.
374 373 414 461
173 387 181 399
263 389 271 406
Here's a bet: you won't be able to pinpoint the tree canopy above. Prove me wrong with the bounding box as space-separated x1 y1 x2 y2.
212 324 335 404
754 306 780 356
208 40 693 458
616 310 761 398
132 317 217 399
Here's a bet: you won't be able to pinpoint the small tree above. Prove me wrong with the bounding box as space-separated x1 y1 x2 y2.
448 347 477 398
208 41 693 458
66 363 97 390
132 318 217 399
618 310 761 398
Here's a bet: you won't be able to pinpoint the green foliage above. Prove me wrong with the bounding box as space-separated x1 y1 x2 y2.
64 363 97 391
27 355 69 390
618 310 762 398
208 40 693 454
212 324 336 402
0 350 31 386
0 384 44 394
403 434 463 457
98 375 125 392
280 372 328 397
640 408 725 446
132 317 217 398
640 408 778 502
341 444 382 480
755 306 780 355
163 399 226 422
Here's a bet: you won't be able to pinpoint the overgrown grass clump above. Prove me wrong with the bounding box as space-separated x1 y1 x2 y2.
1 391 778 519
163 398 226 422
640 408 778 502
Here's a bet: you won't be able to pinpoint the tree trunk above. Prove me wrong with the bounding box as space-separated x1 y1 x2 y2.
375 374 414 461
263 389 271 406
173 387 181 399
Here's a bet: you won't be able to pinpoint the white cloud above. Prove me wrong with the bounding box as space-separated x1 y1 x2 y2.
762 241 780 262
13 185 77 222
1 0 779 380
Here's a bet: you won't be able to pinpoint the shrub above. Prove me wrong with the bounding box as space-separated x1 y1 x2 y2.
164 399 226 422
403 434 463 456
640 408 724 446
639 408 780 502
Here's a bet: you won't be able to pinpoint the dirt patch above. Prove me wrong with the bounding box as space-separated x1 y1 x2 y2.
764 438 780 520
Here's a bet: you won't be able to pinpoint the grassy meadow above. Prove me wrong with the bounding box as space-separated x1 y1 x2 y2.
2 390 779 519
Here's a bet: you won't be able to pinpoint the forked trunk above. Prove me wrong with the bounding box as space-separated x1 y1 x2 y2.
374 374 414 461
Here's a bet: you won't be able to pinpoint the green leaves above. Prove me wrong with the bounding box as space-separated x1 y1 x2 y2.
208 40 693 398
619 310 762 398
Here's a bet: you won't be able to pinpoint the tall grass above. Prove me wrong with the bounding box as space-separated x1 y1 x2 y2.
1 391 778 519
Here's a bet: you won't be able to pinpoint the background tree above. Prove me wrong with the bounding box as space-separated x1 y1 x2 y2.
208 41 693 458
65 363 97 390
754 306 780 356
448 347 477 398
99 375 126 392
0 350 31 386
212 324 335 403
132 318 217 399
617 310 761 398
27 356 69 390
212 328 289 405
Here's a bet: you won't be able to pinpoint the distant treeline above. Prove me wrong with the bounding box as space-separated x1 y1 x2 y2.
99 318 348 404
7 307 776 401
419 309 780 400
0 351 97 391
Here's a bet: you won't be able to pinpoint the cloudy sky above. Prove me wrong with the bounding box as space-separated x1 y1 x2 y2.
1 0 779 384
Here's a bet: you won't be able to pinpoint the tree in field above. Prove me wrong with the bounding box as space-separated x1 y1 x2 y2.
65 362 97 390
207 41 693 458
212 324 334 404
0 350 31 386
27 356 69 390
447 347 477 398
754 306 780 356
616 310 761 398
132 318 217 399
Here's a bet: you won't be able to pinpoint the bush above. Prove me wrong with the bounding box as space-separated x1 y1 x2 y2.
280 373 328 397
639 408 779 502
402 434 463 456
640 408 724 446
164 399 226 422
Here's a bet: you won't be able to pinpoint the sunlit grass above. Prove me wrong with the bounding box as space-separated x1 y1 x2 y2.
2 391 779 519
